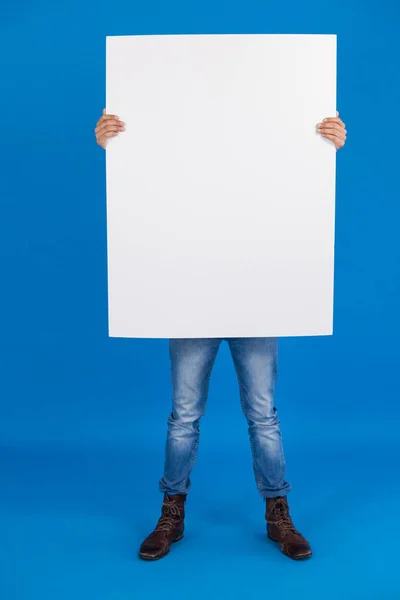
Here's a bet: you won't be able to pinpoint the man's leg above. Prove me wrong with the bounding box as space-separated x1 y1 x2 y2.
159 337 222 495
228 337 312 560
139 338 221 561
227 337 290 498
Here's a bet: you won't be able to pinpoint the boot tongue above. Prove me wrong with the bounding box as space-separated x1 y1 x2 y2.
165 493 186 505
275 498 289 516
161 497 184 523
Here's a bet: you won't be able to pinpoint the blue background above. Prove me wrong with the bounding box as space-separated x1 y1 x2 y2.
1 1 399 598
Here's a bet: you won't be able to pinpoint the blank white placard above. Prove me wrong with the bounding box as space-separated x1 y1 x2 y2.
106 34 336 339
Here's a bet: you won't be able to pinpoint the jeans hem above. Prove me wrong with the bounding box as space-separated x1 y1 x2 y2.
159 482 189 497
260 485 292 499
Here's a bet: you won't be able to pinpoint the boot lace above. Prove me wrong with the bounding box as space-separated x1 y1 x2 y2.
273 498 299 536
155 500 182 533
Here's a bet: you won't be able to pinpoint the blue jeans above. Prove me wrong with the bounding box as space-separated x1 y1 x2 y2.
159 338 291 499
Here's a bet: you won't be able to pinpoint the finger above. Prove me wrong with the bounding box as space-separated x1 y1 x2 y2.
335 137 346 149
320 117 345 128
321 133 344 148
95 120 125 135
98 124 125 139
318 123 346 135
318 129 347 138
319 127 347 138
102 131 119 139
96 113 123 128
323 134 336 141
321 132 347 148
318 122 343 130
98 131 119 147
95 120 123 134
322 133 346 142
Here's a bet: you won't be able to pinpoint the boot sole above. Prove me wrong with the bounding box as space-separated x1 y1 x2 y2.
139 534 184 562
267 535 312 561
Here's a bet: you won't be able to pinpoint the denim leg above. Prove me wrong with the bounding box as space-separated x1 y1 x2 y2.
159 338 222 496
228 337 292 498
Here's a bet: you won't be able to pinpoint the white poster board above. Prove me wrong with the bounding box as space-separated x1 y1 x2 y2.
106 34 336 339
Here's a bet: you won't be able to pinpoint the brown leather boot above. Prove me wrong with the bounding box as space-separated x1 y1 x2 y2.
266 496 312 560
139 494 186 561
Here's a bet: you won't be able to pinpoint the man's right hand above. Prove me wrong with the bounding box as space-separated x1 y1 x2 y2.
94 109 126 149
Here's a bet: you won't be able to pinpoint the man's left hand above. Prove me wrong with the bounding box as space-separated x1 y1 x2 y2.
317 111 347 150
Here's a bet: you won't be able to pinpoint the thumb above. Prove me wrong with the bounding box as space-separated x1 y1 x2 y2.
336 110 339 117
103 108 107 115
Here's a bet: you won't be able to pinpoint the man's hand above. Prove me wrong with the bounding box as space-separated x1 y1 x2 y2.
317 111 347 150
94 109 125 149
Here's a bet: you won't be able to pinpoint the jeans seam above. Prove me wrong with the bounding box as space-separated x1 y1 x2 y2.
233 365 264 494
182 364 214 489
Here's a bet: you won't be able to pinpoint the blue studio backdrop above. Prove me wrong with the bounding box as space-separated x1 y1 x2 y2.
1 1 399 599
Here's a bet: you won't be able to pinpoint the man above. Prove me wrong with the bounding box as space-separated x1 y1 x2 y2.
95 108 347 561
